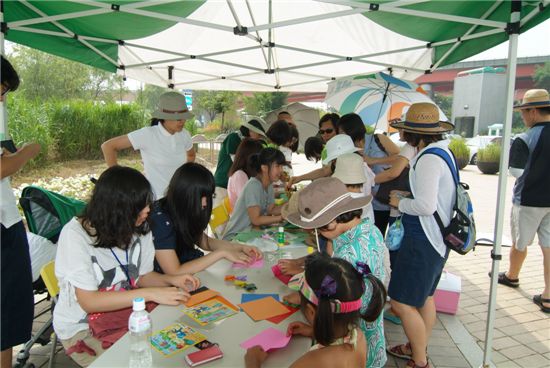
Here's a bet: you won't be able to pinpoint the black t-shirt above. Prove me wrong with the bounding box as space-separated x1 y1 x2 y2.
150 202 204 273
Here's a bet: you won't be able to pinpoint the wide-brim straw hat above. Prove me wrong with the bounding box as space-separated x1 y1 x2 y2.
332 153 367 184
514 89 550 110
390 102 454 135
287 177 371 229
242 117 267 137
152 91 194 120
322 134 360 165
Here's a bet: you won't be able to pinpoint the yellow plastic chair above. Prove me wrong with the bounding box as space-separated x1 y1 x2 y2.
40 261 59 368
209 196 232 238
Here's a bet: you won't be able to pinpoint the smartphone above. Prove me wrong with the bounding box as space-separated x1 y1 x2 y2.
185 345 223 367
1 139 17 153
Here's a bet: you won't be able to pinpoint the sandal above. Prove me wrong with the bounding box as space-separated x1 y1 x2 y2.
406 359 430 368
387 343 412 360
533 294 550 313
488 271 519 288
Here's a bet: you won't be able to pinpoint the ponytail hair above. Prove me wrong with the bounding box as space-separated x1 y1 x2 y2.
302 253 386 346
248 147 286 174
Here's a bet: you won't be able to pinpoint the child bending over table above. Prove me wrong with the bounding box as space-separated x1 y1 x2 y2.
151 162 262 275
53 166 200 367
222 147 285 240
245 253 386 368
280 177 388 367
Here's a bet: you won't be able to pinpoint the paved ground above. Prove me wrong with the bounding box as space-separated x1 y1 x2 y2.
13 160 549 367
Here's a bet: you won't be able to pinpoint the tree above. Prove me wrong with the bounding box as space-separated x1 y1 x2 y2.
243 92 288 116
432 92 453 121
135 84 169 112
533 62 550 91
195 90 240 131
9 44 124 102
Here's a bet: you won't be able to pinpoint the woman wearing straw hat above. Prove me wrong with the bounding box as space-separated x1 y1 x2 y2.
385 103 455 368
101 91 195 199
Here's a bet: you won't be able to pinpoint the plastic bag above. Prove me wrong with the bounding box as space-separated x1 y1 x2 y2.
386 217 404 251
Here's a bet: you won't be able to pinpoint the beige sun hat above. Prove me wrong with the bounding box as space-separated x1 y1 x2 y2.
286 177 371 229
390 102 454 135
281 190 301 220
322 134 360 165
332 153 367 185
513 89 550 110
152 91 194 120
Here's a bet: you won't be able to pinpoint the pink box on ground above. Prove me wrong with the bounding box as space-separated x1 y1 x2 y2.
434 270 461 315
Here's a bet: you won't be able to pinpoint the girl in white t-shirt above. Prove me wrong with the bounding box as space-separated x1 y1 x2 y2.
101 92 196 199
54 166 199 367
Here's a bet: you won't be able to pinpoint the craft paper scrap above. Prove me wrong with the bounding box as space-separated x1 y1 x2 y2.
241 293 279 304
185 289 220 307
267 305 299 324
238 296 289 321
183 297 238 326
150 323 206 357
233 258 264 269
271 264 292 285
240 328 291 351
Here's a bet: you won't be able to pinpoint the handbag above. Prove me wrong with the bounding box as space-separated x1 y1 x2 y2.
374 167 410 205
385 216 404 251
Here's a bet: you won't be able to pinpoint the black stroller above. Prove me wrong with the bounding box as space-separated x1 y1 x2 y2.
15 186 86 368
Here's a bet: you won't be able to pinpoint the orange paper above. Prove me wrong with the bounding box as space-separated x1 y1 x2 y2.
238 297 290 321
185 289 220 307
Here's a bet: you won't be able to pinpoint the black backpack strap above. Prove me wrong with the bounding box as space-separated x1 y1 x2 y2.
373 134 387 154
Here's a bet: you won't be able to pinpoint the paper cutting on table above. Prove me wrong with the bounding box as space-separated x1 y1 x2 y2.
267 304 299 324
233 258 264 269
239 327 291 351
238 296 289 321
241 293 279 304
185 289 220 307
183 297 238 326
150 322 206 357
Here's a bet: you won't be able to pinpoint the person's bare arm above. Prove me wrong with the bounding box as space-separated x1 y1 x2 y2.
101 135 132 167
248 206 282 226
376 134 400 155
288 165 331 188
374 156 408 184
0 143 40 179
364 154 401 167
186 148 196 162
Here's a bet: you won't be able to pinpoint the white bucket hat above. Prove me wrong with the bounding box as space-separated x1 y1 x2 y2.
332 153 367 185
322 134 360 165
242 117 267 138
152 91 194 120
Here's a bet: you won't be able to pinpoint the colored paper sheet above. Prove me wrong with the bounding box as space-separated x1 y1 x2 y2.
233 258 264 269
185 289 220 307
267 305 299 324
150 323 206 357
271 264 292 285
240 328 291 351
183 297 238 326
241 293 279 304
238 297 290 321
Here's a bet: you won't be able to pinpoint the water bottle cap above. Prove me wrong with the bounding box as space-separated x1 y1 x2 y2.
278 227 284 232
133 297 145 311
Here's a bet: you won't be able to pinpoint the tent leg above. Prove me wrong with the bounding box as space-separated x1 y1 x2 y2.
1 0 7 141
481 2 520 367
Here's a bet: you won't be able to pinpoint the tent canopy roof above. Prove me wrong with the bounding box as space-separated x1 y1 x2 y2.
4 0 549 92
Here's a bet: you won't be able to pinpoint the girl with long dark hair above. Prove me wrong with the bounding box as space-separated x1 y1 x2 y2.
151 162 262 275
227 138 265 209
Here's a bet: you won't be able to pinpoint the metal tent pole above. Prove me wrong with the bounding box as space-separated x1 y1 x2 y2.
1 0 7 141
482 1 520 367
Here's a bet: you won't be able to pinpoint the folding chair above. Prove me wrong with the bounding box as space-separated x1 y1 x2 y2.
39 261 59 368
209 196 232 238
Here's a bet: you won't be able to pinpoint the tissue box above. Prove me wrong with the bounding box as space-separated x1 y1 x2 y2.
434 270 461 315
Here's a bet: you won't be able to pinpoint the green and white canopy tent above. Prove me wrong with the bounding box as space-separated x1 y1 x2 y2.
1 1 549 366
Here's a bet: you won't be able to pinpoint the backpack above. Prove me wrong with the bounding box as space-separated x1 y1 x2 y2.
415 147 476 255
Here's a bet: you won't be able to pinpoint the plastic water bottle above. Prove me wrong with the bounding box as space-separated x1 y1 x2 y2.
277 226 285 259
128 297 152 368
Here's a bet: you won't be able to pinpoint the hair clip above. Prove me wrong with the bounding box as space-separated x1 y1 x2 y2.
356 261 372 277
316 275 337 298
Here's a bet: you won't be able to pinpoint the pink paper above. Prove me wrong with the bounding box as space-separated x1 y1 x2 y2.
271 264 292 285
233 258 264 269
240 328 291 351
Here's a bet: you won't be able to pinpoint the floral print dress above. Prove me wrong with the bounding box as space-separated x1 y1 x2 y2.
332 218 387 368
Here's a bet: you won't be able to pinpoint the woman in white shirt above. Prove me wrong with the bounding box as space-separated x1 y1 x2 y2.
227 138 264 209
101 92 195 199
385 103 456 368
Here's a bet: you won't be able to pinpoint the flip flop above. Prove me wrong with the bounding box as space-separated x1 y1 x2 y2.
533 294 550 313
384 310 402 325
488 271 519 288
387 343 412 360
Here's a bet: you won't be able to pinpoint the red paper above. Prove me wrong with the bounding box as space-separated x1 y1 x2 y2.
271 264 292 285
267 304 299 324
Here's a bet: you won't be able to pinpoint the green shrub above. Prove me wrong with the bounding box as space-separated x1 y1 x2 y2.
449 137 470 162
477 143 501 162
185 119 200 136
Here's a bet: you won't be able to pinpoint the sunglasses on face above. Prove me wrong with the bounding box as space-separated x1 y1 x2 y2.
318 128 334 135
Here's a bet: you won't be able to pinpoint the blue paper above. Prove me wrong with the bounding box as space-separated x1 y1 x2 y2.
241 293 280 304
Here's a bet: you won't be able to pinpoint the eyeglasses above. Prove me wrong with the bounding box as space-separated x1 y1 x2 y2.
318 222 337 232
318 128 334 135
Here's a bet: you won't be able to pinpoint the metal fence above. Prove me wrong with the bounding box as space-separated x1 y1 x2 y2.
192 134 227 167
